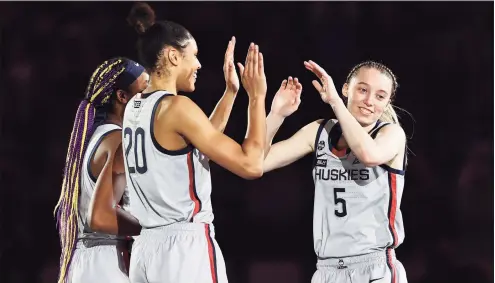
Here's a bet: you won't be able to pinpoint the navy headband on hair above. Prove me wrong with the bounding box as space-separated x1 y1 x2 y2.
115 60 146 90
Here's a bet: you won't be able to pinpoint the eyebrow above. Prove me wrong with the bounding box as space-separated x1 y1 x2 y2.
356 82 389 95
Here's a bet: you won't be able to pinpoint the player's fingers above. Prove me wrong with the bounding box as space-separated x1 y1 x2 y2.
295 77 302 93
287 76 294 90
258 52 264 75
247 43 254 77
252 44 259 76
304 60 323 79
312 80 323 93
309 60 329 78
244 42 253 75
237 63 245 77
280 79 288 90
224 38 232 62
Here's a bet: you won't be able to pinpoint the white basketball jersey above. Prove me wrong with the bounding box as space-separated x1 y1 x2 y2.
312 119 405 258
122 91 214 229
78 123 127 241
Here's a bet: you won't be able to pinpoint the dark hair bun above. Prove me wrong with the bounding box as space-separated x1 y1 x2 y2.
127 2 156 34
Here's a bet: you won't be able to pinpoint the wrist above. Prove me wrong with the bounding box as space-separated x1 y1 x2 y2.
225 86 238 96
248 95 266 105
267 111 286 122
329 97 345 110
248 91 267 100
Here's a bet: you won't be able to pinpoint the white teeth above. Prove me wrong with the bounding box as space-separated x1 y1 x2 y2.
360 108 372 115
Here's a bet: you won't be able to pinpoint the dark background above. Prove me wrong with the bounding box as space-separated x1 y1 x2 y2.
0 1 493 283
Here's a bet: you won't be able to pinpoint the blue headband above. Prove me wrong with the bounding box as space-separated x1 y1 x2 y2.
115 60 146 90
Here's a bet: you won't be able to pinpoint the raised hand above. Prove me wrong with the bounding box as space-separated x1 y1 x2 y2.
237 43 267 98
223 36 239 93
304 60 340 105
270 76 302 118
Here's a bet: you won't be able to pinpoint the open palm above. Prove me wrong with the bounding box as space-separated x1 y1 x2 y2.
224 36 240 93
270 76 302 118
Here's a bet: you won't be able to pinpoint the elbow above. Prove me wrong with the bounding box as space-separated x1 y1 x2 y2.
88 208 112 233
241 162 264 180
358 150 381 167
88 213 104 232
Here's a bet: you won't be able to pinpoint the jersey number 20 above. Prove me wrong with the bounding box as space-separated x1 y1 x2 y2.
124 127 148 174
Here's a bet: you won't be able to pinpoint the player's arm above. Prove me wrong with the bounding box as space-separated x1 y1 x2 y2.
209 88 237 133
169 94 265 180
264 119 322 172
332 99 406 166
87 132 141 236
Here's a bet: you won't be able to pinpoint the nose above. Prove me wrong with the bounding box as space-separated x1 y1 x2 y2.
363 93 373 106
197 60 202 70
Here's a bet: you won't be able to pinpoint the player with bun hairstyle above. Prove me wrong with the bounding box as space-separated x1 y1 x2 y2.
263 60 409 283
54 57 149 283
123 3 271 283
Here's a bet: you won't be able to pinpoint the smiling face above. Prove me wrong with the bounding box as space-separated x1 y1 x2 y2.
175 38 201 92
343 66 395 127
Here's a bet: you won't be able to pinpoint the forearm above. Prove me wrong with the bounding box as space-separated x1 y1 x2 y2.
209 88 237 133
330 98 378 158
242 96 266 157
92 206 141 236
264 112 285 158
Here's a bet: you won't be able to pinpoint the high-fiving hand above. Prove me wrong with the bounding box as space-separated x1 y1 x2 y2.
270 76 302 118
223 36 240 93
304 60 340 105
237 43 267 98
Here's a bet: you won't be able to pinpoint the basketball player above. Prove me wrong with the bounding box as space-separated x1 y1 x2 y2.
123 3 267 283
264 60 409 283
54 57 148 283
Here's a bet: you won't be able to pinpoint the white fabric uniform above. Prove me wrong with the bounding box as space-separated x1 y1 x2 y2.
122 91 227 283
311 119 407 283
67 123 130 283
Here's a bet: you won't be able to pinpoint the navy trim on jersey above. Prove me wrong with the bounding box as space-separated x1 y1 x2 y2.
380 164 405 175
313 119 329 168
87 128 121 183
140 90 164 99
150 93 194 156
370 122 389 139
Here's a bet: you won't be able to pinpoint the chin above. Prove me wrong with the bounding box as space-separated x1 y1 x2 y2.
355 115 376 127
179 84 195 93
186 85 195 92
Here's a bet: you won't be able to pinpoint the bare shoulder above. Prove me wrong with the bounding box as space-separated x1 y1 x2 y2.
303 119 326 151
99 130 123 155
378 123 406 141
304 119 326 130
161 95 203 119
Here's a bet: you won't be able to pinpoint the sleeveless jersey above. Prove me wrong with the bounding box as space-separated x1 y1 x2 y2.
312 119 405 258
122 91 214 229
78 123 128 241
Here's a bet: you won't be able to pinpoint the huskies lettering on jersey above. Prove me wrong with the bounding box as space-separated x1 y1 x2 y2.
315 168 369 181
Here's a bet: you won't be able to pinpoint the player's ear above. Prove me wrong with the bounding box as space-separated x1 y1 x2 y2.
116 90 130 104
342 83 349 98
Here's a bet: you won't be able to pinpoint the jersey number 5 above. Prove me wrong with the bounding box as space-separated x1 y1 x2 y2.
334 188 347 217
124 127 148 174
